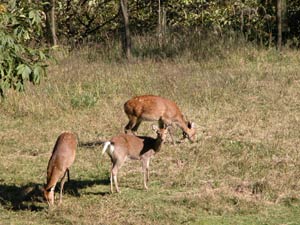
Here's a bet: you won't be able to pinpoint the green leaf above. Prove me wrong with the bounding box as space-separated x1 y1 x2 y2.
17 64 31 80
32 65 43 84
15 81 24 92
29 10 42 26
39 51 46 60
0 1 49 97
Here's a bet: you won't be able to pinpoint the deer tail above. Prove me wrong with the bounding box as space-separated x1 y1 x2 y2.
102 141 115 156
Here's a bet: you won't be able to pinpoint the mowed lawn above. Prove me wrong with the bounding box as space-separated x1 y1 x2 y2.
1 47 300 224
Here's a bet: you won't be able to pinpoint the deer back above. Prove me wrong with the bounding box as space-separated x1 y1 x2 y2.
124 95 185 122
110 133 163 160
47 132 77 182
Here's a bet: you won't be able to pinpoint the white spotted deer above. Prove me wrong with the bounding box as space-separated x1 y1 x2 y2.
43 131 77 206
102 124 168 193
124 95 196 144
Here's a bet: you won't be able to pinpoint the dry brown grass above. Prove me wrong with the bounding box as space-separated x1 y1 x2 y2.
1 44 300 224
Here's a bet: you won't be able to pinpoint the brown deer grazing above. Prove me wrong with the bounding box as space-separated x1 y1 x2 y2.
102 125 168 193
124 95 196 143
43 131 77 206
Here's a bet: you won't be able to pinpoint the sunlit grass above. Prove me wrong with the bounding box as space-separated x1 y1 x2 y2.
1 38 300 224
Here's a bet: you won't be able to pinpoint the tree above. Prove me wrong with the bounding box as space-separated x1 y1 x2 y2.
120 0 131 60
0 1 49 97
277 0 282 50
157 0 166 47
43 0 57 46
51 0 57 45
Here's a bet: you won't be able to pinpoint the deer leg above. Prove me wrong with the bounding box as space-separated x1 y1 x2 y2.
125 116 137 134
111 167 120 193
146 159 150 182
111 160 125 193
67 168 70 182
45 185 55 207
142 158 151 190
158 118 165 129
49 188 55 206
59 170 68 205
110 171 114 193
131 118 142 133
167 126 176 145
45 167 61 206
110 162 116 193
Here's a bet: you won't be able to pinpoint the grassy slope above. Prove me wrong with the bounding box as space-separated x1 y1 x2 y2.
1 46 300 224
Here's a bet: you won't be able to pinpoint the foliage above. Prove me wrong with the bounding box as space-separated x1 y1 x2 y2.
55 0 119 44
1 0 300 96
49 0 300 49
287 0 300 46
165 0 276 45
0 0 49 97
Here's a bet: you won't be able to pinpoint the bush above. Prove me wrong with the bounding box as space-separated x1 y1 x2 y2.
0 1 49 97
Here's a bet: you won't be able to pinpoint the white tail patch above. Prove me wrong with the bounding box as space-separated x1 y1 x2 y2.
102 141 115 156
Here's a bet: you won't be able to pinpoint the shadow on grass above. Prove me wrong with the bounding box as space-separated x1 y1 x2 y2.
78 140 104 148
0 178 110 211
0 183 44 211
64 178 110 196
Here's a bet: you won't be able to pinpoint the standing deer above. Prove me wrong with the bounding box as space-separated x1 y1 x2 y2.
102 125 168 193
43 131 77 206
124 95 196 143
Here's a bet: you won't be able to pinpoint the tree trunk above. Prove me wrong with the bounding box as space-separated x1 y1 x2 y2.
282 0 287 41
157 0 166 47
276 0 282 51
43 0 57 46
120 0 131 60
158 0 161 46
51 0 58 46
240 10 244 38
43 1 52 45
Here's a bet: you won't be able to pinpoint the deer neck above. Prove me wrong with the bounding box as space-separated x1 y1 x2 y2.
176 119 190 134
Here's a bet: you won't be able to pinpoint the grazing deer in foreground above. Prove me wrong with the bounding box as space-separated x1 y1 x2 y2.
102 124 168 193
43 131 77 206
124 95 196 144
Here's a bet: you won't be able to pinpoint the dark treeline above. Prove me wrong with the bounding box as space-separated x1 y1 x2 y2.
39 0 300 49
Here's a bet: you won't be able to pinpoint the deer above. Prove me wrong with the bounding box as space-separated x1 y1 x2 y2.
102 124 168 193
43 131 77 206
124 95 196 144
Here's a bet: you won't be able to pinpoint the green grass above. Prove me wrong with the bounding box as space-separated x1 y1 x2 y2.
1 43 300 224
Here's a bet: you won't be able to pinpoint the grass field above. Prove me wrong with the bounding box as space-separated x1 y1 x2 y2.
1 43 300 224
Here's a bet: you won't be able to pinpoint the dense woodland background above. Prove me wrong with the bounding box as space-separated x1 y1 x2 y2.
1 0 300 95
